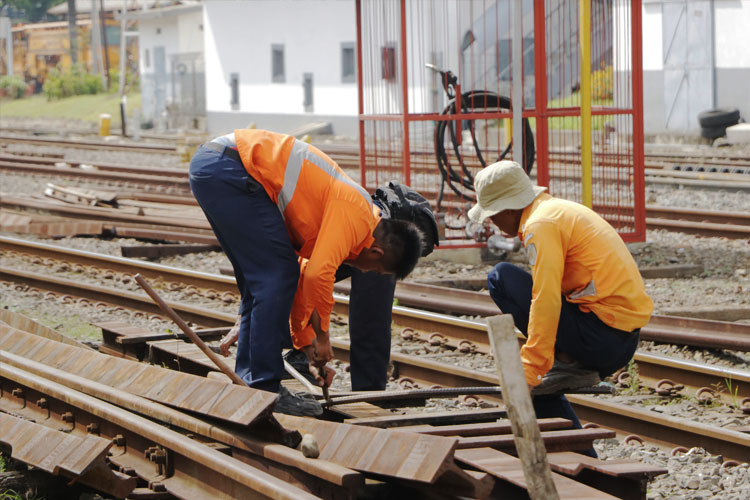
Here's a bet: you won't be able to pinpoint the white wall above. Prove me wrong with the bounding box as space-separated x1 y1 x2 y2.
714 0 750 68
203 0 357 117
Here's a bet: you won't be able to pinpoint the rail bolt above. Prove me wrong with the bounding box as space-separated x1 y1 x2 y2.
221 292 236 304
61 412 75 423
696 387 717 404
429 333 447 346
11 388 24 399
400 328 416 341
86 423 100 435
398 377 419 390
655 379 684 396
616 371 630 386
460 395 481 406
671 446 689 456
36 398 47 408
623 435 644 446
740 397 750 414
112 435 126 446
457 340 476 353
149 449 167 465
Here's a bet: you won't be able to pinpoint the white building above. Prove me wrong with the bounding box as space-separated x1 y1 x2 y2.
641 0 750 133
127 1 205 129
202 0 358 136
133 0 749 137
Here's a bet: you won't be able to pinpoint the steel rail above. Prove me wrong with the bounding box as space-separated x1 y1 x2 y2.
0 362 318 500
0 350 363 497
0 152 187 177
0 133 178 153
2 254 749 462
3 236 749 394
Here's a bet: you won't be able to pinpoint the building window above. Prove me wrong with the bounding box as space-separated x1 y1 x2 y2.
272 44 285 83
341 42 355 83
230 73 239 110
303 73 313 112
382 45 396 81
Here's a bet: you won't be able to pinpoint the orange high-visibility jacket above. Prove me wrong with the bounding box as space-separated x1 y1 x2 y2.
235 129 380 348
518 193 653 386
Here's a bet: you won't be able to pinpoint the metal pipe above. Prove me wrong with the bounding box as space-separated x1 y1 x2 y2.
134 273 246 386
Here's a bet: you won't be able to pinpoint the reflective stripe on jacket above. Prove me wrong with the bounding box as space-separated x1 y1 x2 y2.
518 192 654 386
234 129 380 347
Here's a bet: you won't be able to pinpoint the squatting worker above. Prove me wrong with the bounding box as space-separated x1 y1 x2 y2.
189 129 424 416
469 160 653 456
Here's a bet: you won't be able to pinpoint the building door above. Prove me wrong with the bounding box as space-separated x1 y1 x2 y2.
662 0 714 131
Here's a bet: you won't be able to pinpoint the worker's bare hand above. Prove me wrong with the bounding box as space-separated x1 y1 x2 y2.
301 345 327 386
311 335 333 365
219 319 241 357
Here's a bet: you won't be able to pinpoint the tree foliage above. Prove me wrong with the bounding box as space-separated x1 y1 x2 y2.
0 0 66 23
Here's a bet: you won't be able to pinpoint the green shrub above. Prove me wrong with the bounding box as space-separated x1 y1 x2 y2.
43 65 103 99
591 63 613 102
0 75 28 99
108 68 140 93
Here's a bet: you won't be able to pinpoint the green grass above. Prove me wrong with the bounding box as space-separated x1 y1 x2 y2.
0 91 141 124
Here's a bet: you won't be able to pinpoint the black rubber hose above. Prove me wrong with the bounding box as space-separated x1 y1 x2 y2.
434 91 535 211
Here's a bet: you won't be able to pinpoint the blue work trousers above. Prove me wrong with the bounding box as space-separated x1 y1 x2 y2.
335 266 396 391
189 144 298 392
488 262 640 456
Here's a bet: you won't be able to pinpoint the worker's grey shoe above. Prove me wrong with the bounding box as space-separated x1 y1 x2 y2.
274 386 323 417
283 349 318 385
531 359 601 396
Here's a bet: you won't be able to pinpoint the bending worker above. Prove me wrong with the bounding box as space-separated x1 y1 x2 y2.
189 129 424 416
468 161 653 454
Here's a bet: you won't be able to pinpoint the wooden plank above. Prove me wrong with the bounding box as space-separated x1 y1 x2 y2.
488 314 559 499
455 448 618 500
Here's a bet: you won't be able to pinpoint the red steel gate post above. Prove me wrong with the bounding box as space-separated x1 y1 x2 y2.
631 0 646 240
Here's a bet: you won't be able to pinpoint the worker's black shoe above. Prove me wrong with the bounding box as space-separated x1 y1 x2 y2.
274 386 323 417
283 349 318 385
531 359 601 396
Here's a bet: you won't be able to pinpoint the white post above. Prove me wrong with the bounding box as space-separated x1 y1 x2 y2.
512 1 524 168
118 6 126 97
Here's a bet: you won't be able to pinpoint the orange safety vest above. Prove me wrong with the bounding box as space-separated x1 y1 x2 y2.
235 129 380 347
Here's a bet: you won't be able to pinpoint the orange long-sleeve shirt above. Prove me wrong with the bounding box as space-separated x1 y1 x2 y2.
518 193 653 386
234 129 380 348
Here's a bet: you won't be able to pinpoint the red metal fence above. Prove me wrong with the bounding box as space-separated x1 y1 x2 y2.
356 0 645 242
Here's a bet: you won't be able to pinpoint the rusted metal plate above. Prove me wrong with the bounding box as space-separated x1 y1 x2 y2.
547 452 667 479
0 309 92 349
0 411 111 475
0 412 137 498
344 407 508 428
0 360 316 500
0 324 275 426
400 417 572 437
277 414 462 485
455 447 620 500
455 428 616 453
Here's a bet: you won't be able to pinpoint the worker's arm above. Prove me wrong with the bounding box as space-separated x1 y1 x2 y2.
219 315 241 357
521 221 566 387
289 200 374 348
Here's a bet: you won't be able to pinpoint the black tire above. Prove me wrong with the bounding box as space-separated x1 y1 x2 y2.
698 108 740 128
700 125 727 139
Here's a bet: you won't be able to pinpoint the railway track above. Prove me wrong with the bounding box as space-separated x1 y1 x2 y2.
2 236 749 463
1 152 748 239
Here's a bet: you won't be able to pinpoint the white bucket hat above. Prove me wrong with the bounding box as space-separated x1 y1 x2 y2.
467 161 547 223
